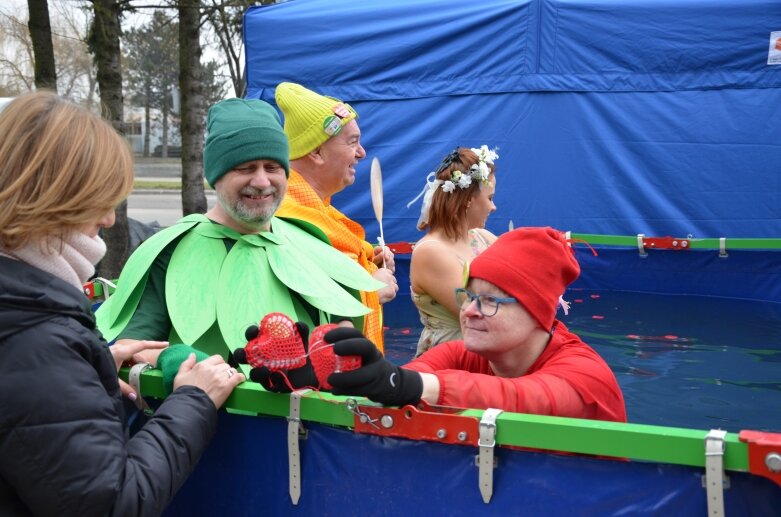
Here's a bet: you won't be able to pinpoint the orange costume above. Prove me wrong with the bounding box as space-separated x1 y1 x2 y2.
277 169 384 351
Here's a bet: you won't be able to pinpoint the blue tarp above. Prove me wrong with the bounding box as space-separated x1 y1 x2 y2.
244 0 781 243
165 413 781 516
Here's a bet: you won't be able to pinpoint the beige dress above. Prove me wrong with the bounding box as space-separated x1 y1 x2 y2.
411 229 493 356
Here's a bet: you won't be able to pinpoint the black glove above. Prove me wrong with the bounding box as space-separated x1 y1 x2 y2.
234 321 318 392
326 327 423 406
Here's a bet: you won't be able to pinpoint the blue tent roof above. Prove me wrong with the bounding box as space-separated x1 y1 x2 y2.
245 0 781 241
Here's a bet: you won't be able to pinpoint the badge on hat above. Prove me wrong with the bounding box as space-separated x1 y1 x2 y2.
332 103 352 119
323 103 351 137
323 115 343 137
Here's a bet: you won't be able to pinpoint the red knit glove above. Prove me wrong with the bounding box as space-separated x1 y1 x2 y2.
233 313 317 392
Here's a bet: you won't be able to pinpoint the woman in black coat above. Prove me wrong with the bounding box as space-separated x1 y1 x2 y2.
0 91 245 516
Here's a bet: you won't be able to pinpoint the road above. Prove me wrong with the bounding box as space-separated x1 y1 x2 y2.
128 191 216 227
128 158 216 227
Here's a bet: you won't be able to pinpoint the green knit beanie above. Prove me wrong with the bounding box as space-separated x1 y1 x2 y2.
203 98 290 187
157 344 210 395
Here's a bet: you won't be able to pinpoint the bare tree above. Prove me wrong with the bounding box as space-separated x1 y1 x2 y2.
0 2 97 103
0 10 36 93
27 0 57 91
51 2 97 107
178 0 207 215
202 0 273 98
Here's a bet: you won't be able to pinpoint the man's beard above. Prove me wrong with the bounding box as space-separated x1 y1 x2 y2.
218 186 280 230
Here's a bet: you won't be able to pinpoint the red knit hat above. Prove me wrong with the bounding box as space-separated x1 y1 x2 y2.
468 227 580 331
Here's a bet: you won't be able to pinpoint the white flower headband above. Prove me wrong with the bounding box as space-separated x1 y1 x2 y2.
440 145 499 193
407 145 499 228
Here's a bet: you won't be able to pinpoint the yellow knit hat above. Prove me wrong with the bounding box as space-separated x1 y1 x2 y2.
275 82 358 159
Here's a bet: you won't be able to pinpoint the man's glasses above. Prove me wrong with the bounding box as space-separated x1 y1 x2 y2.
455 288 517 317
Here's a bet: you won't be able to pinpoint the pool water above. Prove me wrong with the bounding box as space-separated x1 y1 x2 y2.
383 290 781 433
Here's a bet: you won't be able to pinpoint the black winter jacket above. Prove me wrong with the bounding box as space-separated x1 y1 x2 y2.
0 256 218 516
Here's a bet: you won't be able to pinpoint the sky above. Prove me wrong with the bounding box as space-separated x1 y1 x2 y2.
4 0 155 31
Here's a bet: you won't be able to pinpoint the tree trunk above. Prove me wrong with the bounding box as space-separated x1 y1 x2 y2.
162 92 169 158
27 0 57 91
85 72 98 111
179 0 207 215
237 68 246 98
92 0 128 279
143 87 150 157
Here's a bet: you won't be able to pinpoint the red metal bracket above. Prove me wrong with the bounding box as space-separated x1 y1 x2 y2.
641 236 691 251
83 281 96 300
739 430 781 487
351 401 480 446
385 242 414 255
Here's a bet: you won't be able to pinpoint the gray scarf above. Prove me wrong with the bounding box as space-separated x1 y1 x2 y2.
0 233 107 290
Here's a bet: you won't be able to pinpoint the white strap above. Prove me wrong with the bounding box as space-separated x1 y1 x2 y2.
128 363 154 416
478 408 503 503
288 389 311 505
637 233 647 257
93 276 116 300
704 429 728 516
719 237 728 258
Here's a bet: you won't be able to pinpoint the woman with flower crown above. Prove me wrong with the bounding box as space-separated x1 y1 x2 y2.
407 146 499 356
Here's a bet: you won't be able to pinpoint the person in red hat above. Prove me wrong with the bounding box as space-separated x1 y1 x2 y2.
326 226 627 422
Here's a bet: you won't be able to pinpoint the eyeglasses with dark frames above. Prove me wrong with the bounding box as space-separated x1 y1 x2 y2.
454 288 518 317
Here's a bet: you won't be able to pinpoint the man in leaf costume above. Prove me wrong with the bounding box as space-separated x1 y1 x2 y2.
96 98 383 364
274 82 397 352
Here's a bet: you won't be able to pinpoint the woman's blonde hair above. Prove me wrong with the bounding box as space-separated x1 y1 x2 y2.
0 91 134 250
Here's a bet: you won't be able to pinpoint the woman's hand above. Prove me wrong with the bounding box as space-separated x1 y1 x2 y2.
110 339 169 401
111 339 169 369
173 354 246 409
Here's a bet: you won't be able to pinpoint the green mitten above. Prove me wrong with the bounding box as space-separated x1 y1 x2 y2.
157 344 210 395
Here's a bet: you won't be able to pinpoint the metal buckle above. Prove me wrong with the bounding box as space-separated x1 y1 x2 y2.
345 398 380 429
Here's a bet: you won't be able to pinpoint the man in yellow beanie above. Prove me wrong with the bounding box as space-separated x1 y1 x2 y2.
274 82 398 352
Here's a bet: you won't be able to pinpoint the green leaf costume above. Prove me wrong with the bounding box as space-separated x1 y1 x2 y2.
96 214 383 358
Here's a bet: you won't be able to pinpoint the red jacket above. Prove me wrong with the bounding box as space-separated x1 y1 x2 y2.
404 322 627 422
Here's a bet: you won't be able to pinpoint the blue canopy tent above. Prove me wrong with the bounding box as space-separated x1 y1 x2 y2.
244 0 781 303
245 0 781 239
